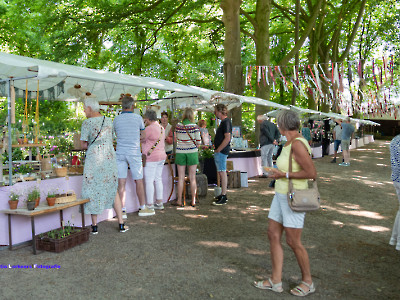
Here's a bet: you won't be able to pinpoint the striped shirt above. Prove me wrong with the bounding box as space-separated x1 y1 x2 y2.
175 119 201 154
113 111 145 156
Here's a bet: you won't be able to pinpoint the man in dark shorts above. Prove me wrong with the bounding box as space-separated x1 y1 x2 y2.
212 104 232 205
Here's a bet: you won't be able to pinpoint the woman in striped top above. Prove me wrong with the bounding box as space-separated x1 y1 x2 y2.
172 108 201 207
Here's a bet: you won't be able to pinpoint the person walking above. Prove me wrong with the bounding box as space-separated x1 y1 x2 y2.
212 104 232 206
301 122 312 146
389 134 400 251
258 115 280 178
253 109 316 296
331 119 342 163
80 98 128 234
113 95 150 217
339 117 354 167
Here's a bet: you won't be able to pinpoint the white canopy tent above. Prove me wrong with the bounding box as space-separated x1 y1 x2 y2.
152 85 288 112
0 52 206 102
0 52 290 185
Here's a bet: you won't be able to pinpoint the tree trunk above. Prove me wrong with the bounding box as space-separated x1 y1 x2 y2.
221 0 244 126
291 0 300 105
253 0 271 146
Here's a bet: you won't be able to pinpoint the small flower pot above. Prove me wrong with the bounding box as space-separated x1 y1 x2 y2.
46 197 56 206
8 200 19 210
34 198 40 208
27 201 36 211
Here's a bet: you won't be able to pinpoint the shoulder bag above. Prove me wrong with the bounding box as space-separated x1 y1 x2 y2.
84 116 105 159
142 126 164 167
184 125 198 148
287 141 320 212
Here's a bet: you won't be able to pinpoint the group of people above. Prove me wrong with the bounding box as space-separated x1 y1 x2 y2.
331 117 355 166
78 96 400 296
80 96 233 234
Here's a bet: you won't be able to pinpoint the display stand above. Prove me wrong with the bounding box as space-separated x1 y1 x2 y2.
1 198 89 255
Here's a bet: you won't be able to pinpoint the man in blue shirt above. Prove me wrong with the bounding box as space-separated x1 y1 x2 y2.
339 117 354 167
113 96 152 217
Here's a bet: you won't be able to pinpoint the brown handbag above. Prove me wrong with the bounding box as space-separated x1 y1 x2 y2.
287 142 320 212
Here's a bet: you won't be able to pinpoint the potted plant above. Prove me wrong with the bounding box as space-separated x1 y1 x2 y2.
46 190 57 206
36 221 90 253
27 187 40 209
8 191 19 210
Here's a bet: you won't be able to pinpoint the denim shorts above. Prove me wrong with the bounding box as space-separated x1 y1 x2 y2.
116 154 143 180
334 140 341 151
214 152 228 172
268 192 306 228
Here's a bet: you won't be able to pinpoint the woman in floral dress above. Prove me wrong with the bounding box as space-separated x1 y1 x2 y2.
80 98 127 234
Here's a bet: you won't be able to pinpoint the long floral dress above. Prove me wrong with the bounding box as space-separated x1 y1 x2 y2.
80 116 118 214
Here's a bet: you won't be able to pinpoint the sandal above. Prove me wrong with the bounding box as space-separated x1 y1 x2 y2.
290 281 315 297
170 200 183 207
253 278 283 293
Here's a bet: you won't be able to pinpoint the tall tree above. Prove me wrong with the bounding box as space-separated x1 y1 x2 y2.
221 0 244 126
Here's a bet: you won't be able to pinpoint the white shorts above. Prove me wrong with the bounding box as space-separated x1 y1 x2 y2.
268 192 306 228
116 154 143 180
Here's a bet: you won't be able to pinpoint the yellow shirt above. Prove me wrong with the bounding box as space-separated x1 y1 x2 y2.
275 137 312 194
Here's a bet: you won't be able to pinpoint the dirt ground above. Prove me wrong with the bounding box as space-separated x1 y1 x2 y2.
1 139 400 300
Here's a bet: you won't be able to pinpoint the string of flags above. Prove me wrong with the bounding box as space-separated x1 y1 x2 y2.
245 55 399 118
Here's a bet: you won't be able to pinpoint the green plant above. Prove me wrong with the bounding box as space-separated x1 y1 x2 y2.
47 189 57 198
14 164 34 174
27 187 40 202
43 222 79 240
9 191 19 201
199 147 214 159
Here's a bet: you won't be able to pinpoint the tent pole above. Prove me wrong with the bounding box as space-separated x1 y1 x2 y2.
7 79 13 186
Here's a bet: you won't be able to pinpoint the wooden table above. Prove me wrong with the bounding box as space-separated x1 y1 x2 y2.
1 198 89 254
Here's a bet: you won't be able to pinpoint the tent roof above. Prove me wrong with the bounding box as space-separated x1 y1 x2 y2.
0 52 204 102
153 86 288 112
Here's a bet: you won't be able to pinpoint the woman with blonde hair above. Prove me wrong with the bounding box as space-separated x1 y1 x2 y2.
253 109 316 296
172 108 201 207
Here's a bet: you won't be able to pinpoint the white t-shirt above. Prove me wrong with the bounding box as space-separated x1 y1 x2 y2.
333 125 342 141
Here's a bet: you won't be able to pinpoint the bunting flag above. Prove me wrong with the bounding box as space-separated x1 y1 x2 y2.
242 55 397 118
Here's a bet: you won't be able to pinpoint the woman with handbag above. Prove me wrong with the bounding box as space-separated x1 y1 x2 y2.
171 108 201 207
253 110 317 296
141 109 166 212
80 98 127 234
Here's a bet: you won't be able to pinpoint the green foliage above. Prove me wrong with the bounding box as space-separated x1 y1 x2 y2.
199 147 214 159
13 164 34 174
27 187 40 202
42 221 78 239
9 191 19 201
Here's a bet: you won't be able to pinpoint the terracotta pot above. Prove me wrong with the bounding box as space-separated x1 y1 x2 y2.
35 198 40 208
46 197 56 206
8 200 18 210
27 201 35 211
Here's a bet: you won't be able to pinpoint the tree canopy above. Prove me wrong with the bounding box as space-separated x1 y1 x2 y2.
0 0 398 139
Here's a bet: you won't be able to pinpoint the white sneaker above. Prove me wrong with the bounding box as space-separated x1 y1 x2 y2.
154 203 164 210
138 207 155 217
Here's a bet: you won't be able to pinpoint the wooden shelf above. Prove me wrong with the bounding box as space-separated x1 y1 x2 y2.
0 143 46 149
